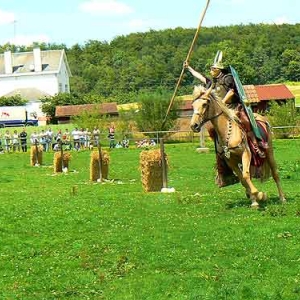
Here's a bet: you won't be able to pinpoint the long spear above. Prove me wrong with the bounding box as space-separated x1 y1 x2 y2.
162 0 211 128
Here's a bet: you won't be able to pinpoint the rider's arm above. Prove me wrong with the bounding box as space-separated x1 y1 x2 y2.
184 62 208 85
222 89 235 104
187 66 208 84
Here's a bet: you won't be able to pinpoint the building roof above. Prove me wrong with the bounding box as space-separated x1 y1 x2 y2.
55 103 118 117
0 49 71 76
3 87 49 100
180 100 193 111
180 83 295 111
255 84 295 101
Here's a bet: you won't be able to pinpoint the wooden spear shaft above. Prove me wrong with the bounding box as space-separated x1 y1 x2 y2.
160 138 167 189
162 0 211 127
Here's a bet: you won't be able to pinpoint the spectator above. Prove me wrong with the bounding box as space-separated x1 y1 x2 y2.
72 127 80 151
122 136 129 148
79 128 85 149
92 126 100 147
84 128 92 149
62 128 71 150
115 141 122 148
39 129 47 151
109 125 115 134
4 130 11 152
150 139 156 146
30 130 39 145
45 127 53 151
12 130 20 152
108 131 115 149
0 132 3 153
19 128 28 152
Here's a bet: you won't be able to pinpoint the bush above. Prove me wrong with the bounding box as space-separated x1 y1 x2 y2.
266 100 297 138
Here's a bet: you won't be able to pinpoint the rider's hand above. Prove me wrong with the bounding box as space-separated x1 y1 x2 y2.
183 61 189 69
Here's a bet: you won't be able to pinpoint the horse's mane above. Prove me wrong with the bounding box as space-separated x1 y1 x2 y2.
193 85 240 124
210 92 240 124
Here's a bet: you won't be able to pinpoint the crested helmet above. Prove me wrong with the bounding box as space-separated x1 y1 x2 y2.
211 50 225 69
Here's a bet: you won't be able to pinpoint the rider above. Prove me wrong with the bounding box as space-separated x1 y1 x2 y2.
184 51 266 158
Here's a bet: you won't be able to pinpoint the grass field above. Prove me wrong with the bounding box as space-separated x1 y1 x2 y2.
1 140 300 299
287 82 300 106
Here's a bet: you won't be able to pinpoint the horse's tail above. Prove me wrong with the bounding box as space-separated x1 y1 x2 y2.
250 121 272 182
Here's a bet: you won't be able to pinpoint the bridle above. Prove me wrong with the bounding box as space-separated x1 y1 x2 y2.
192 96 223 127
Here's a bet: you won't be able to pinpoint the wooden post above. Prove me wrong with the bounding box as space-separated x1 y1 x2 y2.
35 140 39 165
200 128 205 148
97 143 103 182
60 140 64 171
159 138 167 189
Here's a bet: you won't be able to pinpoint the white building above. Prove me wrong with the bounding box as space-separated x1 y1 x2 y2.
0 48 72 125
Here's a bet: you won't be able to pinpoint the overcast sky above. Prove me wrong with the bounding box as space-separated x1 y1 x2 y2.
0 0 299 47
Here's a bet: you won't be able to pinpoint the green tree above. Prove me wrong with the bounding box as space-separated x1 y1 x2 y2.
41 93 81 122
0 95 27 106
134 90 181 136
266 99 296 138
71 109 110 133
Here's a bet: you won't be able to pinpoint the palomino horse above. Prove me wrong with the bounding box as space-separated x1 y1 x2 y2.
190 87 286 208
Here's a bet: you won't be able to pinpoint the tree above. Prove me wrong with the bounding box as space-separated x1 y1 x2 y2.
266 100 296 138
71 109 110 132
41 93 81 122
134 90 182 137
0 95 27 106
41 92 105 123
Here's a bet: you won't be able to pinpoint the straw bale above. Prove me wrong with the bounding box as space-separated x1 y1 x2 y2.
30 145 44 166
53 152 72 173
140 149 168 192
90 150 110 181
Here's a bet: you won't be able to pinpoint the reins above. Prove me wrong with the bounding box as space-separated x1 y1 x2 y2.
193 96 223 127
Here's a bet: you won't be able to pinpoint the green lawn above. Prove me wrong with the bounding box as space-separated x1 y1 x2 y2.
0 140 300 299
287 82 300 106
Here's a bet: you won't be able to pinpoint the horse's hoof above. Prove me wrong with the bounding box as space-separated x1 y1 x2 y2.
262 192 268 201
280 197 287 203
257 192 267 201
251 202 259 209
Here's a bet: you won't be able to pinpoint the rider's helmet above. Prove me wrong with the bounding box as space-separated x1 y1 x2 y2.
211 50 225 69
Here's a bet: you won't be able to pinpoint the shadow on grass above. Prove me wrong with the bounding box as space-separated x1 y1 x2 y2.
225 199 251 209
225 194 294 210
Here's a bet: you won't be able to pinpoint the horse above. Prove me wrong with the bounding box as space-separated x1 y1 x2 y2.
190 86 286 208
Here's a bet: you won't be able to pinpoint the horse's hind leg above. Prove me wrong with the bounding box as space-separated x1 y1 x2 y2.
266 147 286 202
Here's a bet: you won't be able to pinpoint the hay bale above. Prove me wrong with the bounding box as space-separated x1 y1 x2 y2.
30 145 43 166
140 149 168 192
90 150 110 181
53 152 72 173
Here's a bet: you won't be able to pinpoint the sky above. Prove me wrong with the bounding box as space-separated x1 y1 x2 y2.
0 0 299 47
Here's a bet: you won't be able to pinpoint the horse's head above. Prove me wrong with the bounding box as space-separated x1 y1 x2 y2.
190 86 211 132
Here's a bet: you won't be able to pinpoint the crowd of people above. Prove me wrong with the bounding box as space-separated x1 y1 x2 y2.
0 125 131 153
0 124 163 154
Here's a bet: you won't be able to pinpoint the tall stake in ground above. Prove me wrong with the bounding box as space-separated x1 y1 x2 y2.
97 143 103 182
60 140 64 171
160 138 167 189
